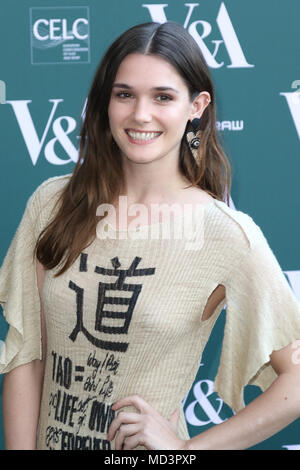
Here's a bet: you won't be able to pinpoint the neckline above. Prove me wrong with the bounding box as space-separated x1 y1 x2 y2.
103 197 218 232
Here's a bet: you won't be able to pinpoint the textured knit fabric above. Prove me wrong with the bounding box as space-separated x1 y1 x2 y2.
1 173 300 450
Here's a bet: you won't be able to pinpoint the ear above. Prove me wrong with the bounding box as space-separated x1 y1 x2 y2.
189 91 211 121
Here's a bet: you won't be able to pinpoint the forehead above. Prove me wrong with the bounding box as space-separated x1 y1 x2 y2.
114 53 188 91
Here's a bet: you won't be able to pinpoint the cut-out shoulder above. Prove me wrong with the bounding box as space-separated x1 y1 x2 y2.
36 259 46 293
201 284 226 322
36 259 47 362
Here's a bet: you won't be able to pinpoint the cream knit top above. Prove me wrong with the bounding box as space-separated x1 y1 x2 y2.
1 173 300 450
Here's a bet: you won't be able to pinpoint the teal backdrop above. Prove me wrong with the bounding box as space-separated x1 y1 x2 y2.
0 0 300 450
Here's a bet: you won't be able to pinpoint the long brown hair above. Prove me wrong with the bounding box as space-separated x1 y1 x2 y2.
34 21 232 277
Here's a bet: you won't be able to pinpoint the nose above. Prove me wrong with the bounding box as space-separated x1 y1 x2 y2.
132 97 152 123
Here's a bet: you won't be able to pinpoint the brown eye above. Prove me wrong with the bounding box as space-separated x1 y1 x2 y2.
116 92 132 99
156 94 172 102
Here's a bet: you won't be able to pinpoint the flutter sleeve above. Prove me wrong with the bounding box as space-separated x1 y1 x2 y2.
213 218 300 413
0 190 42 374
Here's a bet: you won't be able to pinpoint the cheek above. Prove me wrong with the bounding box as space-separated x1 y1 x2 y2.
108 102 128 130
162 106 189 130
167 116 189 139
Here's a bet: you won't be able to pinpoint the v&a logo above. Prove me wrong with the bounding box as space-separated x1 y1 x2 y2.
142 2 254 69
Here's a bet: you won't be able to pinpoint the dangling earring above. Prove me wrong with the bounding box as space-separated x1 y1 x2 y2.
186 118 202 165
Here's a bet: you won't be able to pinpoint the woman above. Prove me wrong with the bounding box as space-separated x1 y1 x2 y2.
1 21 300 451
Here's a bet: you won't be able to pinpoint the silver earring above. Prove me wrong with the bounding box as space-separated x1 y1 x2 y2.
186 118 202 165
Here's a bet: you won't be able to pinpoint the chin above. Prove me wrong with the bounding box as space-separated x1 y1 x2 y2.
126 155 158 164
121 149 161 163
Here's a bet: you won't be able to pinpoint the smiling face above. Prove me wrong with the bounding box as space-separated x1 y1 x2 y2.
107 53 207 167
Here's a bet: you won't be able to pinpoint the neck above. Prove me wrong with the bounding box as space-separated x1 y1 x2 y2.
119 161 192 205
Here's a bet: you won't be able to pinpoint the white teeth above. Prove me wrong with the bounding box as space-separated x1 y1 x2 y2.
127 130 161 140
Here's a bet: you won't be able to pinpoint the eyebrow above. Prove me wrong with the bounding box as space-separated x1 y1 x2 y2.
112 83 179 93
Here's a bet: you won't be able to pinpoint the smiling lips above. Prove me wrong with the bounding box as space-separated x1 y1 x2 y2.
125 129 162 143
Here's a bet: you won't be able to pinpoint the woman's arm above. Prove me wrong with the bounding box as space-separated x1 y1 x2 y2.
2 259 47 450
185 341 300 450
2 358 46 449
